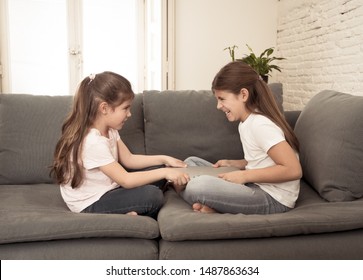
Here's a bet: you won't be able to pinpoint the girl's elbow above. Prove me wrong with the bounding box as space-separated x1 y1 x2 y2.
293 165 303 180
114 174 135 189
284 164 302 181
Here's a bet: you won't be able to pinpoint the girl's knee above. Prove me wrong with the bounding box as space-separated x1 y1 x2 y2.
184 156 201 165
138 186 164 218
183 156 212 166
188 175 216 188
183 176 213 198
145 185 163 203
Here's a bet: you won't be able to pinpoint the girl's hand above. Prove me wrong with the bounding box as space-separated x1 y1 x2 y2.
218 170 246 184
214 159 247 169
213 159 232 167
165 168 190 186
163 156 187 168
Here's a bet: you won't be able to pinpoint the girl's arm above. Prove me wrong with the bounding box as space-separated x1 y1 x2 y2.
218 141 302 184
100 161 189 189
117 139 186 169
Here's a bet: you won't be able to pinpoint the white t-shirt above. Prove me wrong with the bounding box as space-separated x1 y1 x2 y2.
238 113 300 208
60 128 120 212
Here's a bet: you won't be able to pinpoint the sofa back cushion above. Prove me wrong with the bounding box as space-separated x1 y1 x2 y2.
0 94 72 184
268 82 283 112
294 90 363 202
119 93 146 154
143 90 243 163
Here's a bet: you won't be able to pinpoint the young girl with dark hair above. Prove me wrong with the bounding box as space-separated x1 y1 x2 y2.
179 62 302 214
51 71 189 217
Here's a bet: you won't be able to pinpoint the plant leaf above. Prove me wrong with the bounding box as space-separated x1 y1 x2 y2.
237 44 285 76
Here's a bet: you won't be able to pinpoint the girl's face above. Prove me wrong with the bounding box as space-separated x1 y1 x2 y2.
214 89 250 122
105 98 133 130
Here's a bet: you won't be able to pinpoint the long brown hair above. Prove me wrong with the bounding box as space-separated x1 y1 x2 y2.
50 71 134 188
212 61 299 152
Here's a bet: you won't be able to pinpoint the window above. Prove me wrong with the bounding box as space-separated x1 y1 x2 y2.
0 0 173 95
81 0 142 92
2 0 69 95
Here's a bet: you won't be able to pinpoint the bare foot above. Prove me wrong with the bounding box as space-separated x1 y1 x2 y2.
192 203 216 213
192 203 203 211
126 211 138 216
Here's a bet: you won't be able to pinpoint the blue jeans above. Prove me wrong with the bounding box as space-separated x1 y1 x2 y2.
181 157 290 214
81 185 164 218
81 165 166 218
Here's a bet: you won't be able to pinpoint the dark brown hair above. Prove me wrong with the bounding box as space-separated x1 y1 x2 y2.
50 71 134 188
212 61 299 152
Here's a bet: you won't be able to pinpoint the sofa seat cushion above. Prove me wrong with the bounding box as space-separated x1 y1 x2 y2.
294 91 363 202
159 229 363 260
157 181 363 241
0 238 159 260
0 184 159 244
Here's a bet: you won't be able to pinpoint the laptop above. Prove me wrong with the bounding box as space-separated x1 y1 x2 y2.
175 166 239 178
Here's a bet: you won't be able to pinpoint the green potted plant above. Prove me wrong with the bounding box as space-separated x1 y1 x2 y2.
224 44 285 83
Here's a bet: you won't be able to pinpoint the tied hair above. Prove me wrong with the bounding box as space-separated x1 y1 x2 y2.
88 73 96 84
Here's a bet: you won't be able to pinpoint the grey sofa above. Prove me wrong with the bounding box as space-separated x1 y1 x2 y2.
1 85 363 260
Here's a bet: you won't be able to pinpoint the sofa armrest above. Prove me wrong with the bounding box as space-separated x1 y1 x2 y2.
284 111 301 130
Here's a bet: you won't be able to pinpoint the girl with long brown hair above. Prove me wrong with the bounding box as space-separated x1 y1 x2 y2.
51 71 189 217
180 62 302 214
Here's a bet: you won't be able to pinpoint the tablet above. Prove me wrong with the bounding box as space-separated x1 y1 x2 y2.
176 166 239 178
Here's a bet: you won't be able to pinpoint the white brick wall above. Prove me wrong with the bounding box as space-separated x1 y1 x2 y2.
276 0 363 110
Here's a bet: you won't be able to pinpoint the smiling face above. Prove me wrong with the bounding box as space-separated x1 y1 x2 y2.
105 98 133 130
91 97 133 137
214 89 251 122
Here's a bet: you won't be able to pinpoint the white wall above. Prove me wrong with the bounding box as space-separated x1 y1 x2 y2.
174 0 278 90
277 0 363 110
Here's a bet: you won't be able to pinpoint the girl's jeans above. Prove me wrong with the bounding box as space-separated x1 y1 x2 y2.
81 166 166 218
180 157 290 214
